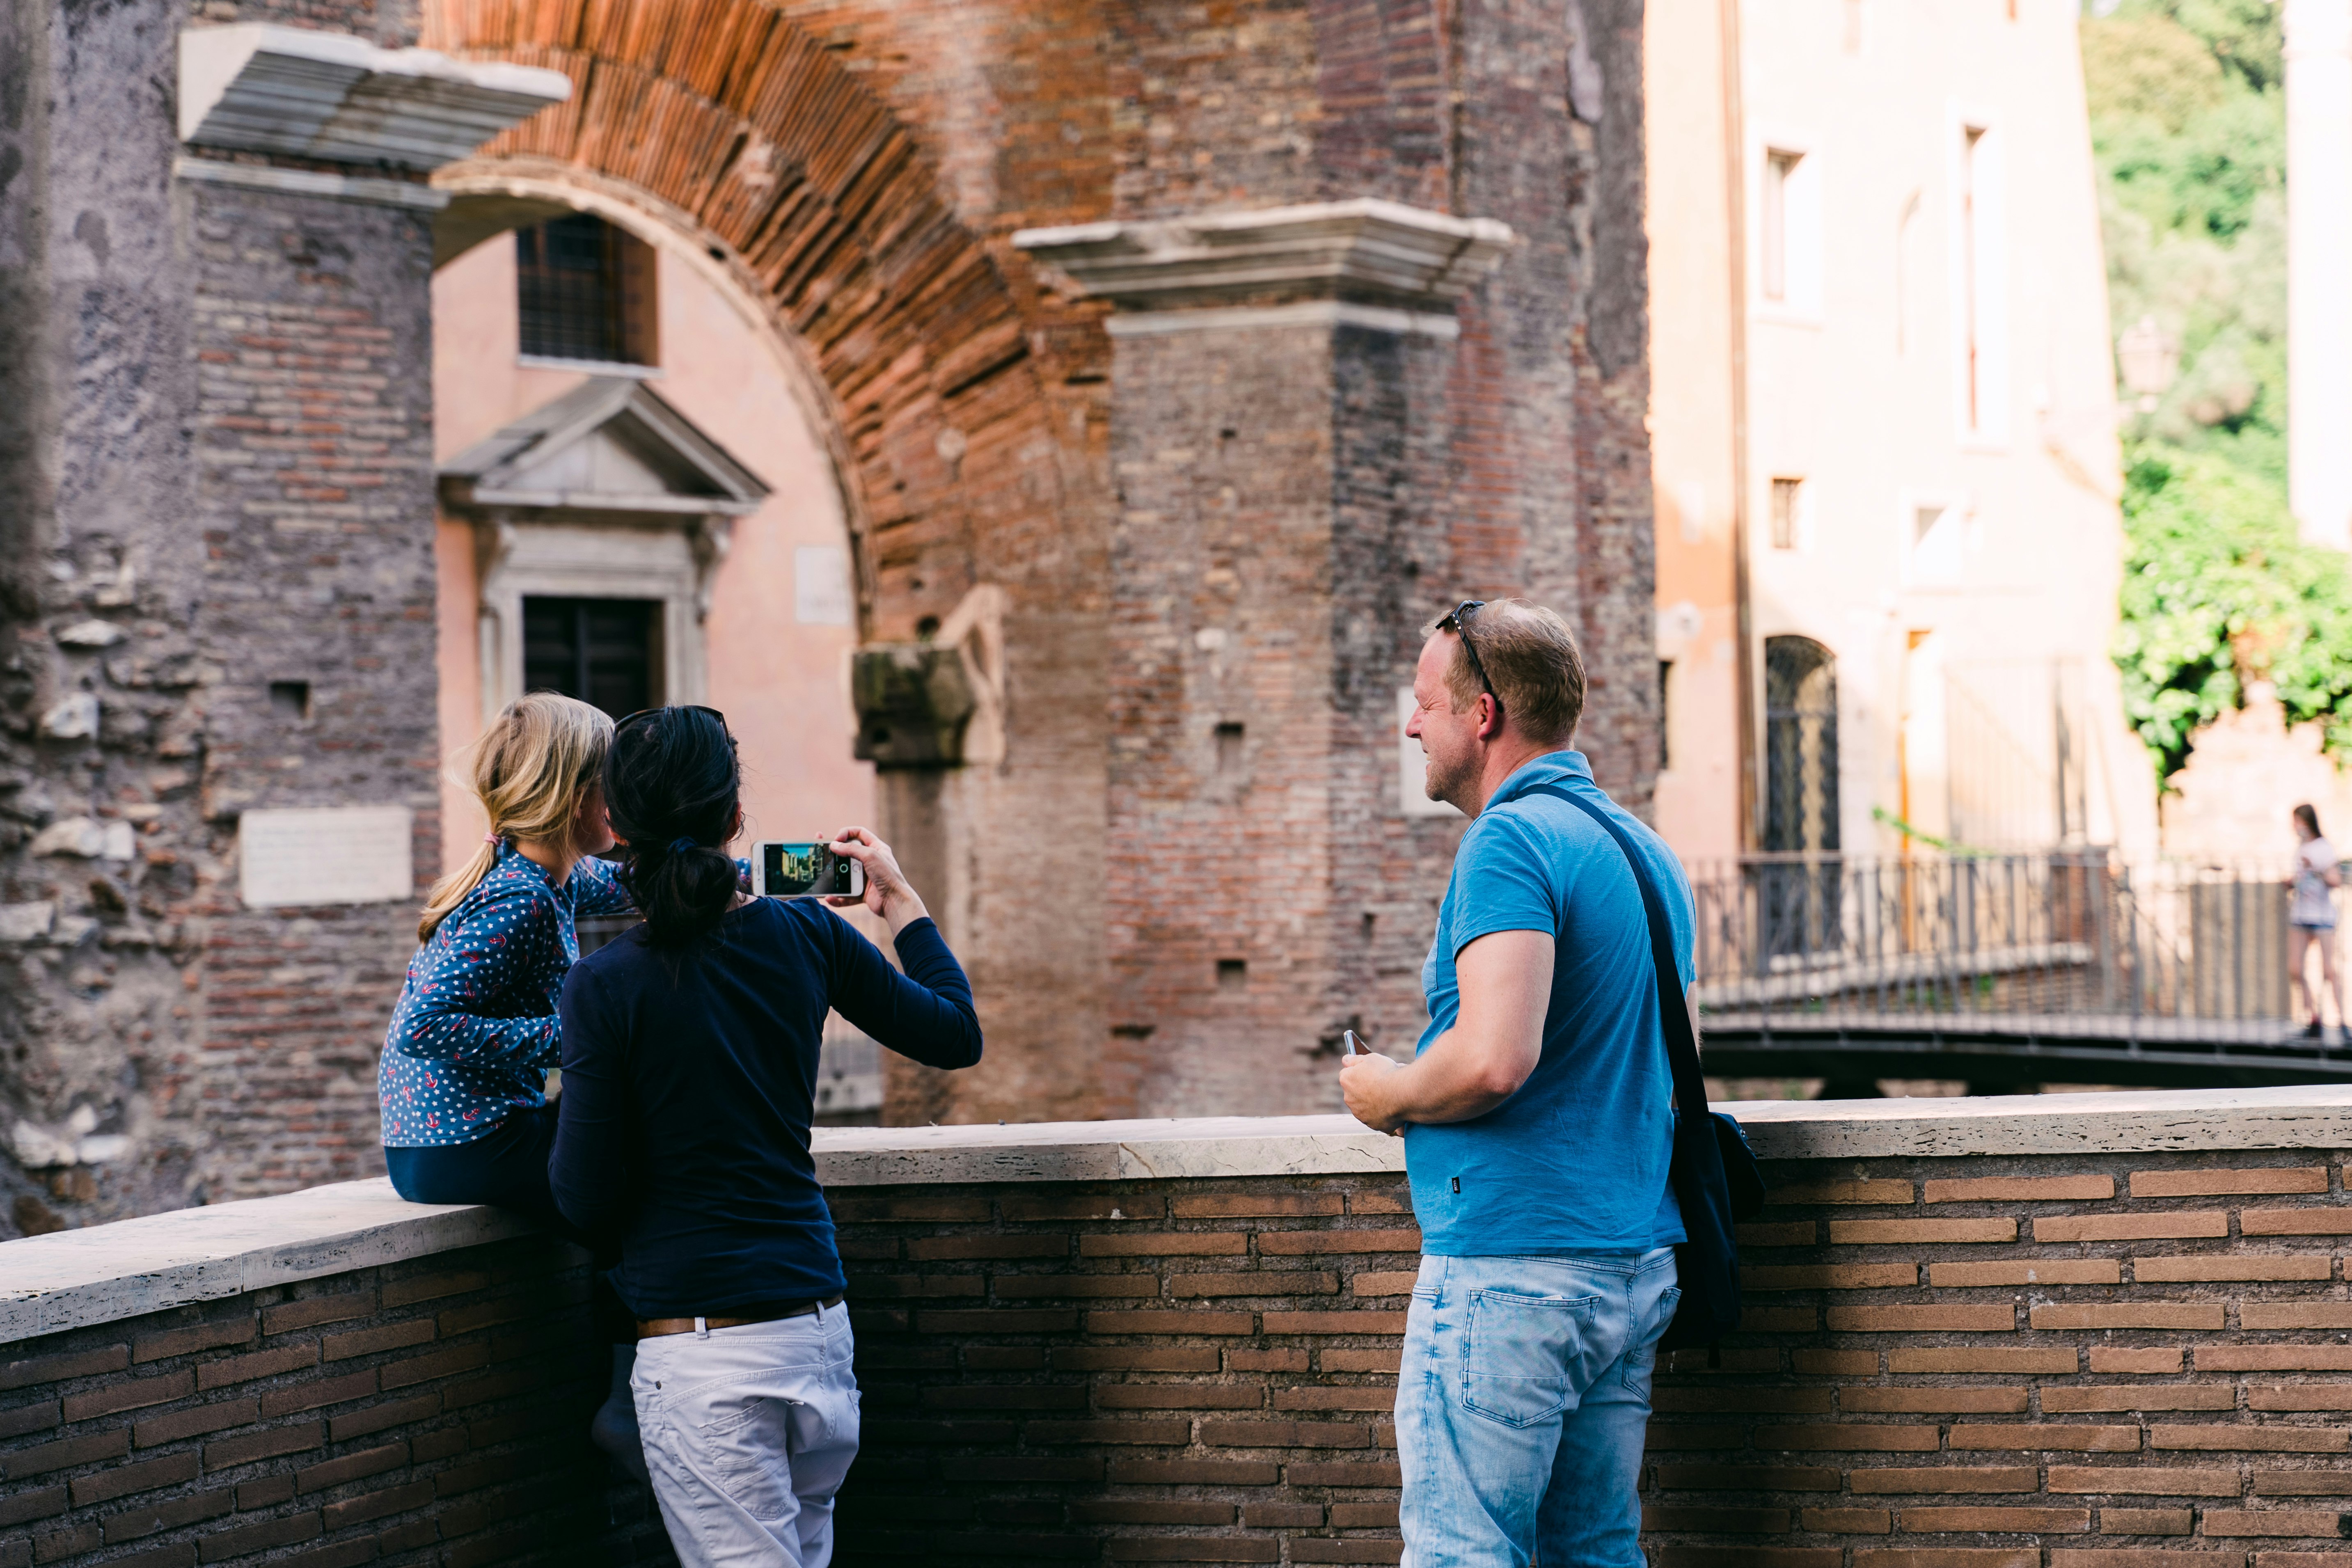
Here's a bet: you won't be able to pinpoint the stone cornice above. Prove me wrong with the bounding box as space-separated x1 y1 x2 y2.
179 24 571 172
173 156 453 212
1012 199 1516 313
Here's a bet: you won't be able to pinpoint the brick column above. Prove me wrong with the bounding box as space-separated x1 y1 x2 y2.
1017 204 1512 1117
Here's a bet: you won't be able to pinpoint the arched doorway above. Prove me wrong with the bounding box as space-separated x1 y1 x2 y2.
1759 635 1842 965
1764 635 1840 855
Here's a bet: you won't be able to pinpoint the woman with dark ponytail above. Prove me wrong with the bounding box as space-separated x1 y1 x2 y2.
551 705 981 1566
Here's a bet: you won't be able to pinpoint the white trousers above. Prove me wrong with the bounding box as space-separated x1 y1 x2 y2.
631 1304 861 1568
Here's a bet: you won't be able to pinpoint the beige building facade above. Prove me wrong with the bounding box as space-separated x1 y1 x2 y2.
1646 0 2159 867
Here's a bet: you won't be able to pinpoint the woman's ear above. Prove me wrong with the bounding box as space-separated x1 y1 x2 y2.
730 803 745 842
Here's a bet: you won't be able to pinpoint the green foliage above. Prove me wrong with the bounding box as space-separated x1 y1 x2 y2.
2087 0 2352 785
2114 446 2352 783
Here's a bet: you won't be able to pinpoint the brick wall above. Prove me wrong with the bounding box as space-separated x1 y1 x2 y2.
821 1145 2352 1565
0 1232 659 1568
183 175 443 1206
827 1172 1419 1565
1649 1147 2352 1568
19 1117 2352 1565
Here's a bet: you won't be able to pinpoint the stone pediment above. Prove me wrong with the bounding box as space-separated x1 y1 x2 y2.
438 378 769 522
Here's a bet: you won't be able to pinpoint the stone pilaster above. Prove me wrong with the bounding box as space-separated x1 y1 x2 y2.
1019 201 1512 1115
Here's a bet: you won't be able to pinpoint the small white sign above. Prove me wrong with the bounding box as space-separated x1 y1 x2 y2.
240 807 414 909
794 546 852 625
1397 689 1464 819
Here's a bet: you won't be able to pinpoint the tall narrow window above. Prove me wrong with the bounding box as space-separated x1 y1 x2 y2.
1770 477 1803 549
1959 128 1985 430
1896 190 1921 356
1762 152 1800 302
1948 119 2006 440
522 597 661 717
515 214 660 366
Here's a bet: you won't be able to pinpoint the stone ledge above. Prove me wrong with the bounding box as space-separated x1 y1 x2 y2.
813 1113 1408 1186
9 1087 2352 1346
1 1178 536 1345
1722 1083 2352 1160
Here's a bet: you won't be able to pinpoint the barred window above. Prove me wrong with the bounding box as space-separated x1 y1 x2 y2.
515 214 659 366
522 597 660 718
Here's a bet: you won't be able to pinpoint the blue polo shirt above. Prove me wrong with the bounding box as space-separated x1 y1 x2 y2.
1407 751 1689 1256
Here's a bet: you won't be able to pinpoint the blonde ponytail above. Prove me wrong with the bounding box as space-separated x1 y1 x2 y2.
419 693 616 941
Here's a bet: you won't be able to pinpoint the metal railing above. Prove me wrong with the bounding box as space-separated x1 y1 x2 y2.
1688 852 2337 1045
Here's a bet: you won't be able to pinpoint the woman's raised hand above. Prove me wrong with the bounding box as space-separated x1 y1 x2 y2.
826 826 930 934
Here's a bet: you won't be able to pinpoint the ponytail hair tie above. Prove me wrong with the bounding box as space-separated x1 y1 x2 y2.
668 837 699 856
483 832 502 847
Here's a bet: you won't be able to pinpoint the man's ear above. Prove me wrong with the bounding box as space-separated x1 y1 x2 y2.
1477 693 1505 742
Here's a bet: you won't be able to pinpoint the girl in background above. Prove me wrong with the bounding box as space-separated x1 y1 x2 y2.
2292 803 2345 1042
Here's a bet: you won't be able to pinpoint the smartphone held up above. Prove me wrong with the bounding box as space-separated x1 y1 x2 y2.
752 840 866 900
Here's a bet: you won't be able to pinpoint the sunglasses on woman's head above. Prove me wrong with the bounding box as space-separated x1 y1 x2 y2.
615 704 727 736
1435 599 1499 705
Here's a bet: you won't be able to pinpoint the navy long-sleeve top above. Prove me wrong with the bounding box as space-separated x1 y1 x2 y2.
550 898 982 1316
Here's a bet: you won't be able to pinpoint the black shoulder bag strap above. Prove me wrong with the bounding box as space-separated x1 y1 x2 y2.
1518 783 1764 1351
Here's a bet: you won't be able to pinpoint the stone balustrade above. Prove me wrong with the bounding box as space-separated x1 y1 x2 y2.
7 1088 2352 1566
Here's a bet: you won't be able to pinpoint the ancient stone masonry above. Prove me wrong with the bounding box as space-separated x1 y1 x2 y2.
0 8 561 1236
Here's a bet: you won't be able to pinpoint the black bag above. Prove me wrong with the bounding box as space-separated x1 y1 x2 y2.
1523 785 1766 1352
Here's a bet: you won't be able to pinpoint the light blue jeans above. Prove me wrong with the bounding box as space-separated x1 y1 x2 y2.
1397 1248 1680 1568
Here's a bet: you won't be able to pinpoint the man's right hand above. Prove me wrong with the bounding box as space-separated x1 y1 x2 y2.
1340 1051 1408 1136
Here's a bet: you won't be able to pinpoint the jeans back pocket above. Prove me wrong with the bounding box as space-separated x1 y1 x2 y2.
1459 1287 1600 1428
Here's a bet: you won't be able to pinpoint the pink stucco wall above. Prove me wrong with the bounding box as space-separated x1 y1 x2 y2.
429 235 874 870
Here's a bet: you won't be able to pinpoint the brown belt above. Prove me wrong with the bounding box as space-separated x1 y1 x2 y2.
635 1294 845 1339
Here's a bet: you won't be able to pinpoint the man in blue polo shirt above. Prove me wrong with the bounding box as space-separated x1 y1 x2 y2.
1342 597 1692 1568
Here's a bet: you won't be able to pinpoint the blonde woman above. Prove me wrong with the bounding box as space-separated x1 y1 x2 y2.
379 691 632 1211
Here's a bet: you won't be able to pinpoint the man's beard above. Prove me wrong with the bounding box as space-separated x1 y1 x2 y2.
1423 745 1474 810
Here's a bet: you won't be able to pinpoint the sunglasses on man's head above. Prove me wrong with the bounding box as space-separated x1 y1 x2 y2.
1435 600 1499 705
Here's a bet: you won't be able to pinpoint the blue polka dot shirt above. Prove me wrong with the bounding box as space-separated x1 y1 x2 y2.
378 843 638 1147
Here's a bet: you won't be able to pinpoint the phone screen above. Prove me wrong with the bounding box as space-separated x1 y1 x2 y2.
761 842 855 897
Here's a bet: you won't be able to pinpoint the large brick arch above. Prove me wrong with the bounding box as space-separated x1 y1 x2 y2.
426 0 1111 1128
424 0 1061 642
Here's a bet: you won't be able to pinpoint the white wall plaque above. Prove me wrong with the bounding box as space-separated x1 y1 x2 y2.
795 545 853 625
240 807 414 909
1396 689 1464 819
